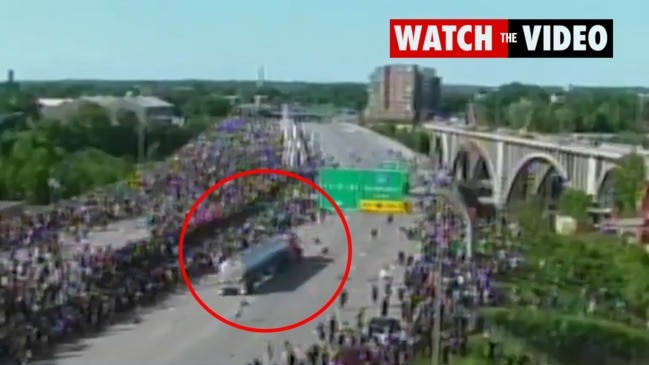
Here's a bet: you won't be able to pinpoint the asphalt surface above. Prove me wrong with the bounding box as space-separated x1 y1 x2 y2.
58 217 151 250
306 122 418 169
46 122 424 365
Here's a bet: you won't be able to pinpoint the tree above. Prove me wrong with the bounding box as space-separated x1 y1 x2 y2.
202 96 231 117
483 308 649 365
0 129 65 202
507 198 551 243
0 86 222 203
506 98 534 130
437 93 473 116
182 95 232 118
370 124 431 154
554 104 576 133
559 188 591 222
116 109 139 128
614 153 646 216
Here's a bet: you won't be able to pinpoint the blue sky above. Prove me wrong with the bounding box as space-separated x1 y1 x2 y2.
0 0 642 85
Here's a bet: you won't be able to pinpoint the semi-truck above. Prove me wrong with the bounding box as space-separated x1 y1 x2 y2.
219 234 303 295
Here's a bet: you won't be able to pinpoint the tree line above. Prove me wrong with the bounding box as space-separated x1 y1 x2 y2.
11 80 368 112
13 79 649 134
454 83 649 135
0 86 232 204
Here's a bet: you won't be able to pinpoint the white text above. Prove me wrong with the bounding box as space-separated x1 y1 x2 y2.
521 25 608 52
393 25 493 52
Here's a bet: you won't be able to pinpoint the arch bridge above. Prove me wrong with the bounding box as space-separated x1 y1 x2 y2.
425 122 649 210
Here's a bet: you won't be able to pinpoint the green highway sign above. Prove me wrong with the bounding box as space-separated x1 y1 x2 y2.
359 169 409 201
317 167 411 211
317 168 361 211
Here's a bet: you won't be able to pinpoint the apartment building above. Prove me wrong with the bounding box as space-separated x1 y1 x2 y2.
364 64 441 122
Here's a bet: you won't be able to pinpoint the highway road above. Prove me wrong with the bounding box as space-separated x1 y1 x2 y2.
307 122 419 169
46 122 424 365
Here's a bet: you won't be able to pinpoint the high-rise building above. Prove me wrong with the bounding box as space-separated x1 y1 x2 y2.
364 64 441 122
7 69 14 84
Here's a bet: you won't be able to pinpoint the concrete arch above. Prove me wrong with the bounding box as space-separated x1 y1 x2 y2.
473 158 491 181
596 166 617 196
504 152 569 204
596 166 617 208
450 140 496 183
532 165 556 193
452 150 471 180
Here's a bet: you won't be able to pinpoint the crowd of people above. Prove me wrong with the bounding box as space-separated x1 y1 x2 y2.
0 115 545 365
252 198 462 365
0 118 318 364
256 239 414 365
260 190 533 365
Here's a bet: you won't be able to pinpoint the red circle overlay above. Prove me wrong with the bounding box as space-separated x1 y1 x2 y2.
178 168 353 333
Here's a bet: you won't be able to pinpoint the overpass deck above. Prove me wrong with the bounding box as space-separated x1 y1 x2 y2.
424 122 649 207
425 122 649 160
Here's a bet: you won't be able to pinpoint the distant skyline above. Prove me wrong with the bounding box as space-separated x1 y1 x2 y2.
1 0 644 86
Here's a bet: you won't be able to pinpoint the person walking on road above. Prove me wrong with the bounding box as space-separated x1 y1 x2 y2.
265 341 274 365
